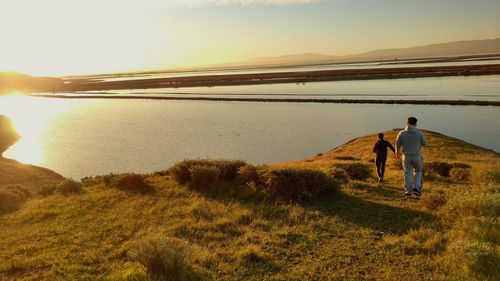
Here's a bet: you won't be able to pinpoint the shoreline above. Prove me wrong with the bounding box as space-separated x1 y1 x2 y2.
60 64 500 92
31 94 500 106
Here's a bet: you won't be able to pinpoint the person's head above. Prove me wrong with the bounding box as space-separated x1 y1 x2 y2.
378 133 384 140
407 117 418 126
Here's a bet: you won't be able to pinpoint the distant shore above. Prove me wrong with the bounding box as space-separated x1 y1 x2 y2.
60 63 500 92
32 94 500 106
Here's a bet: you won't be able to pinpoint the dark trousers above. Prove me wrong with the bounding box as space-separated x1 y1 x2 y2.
375 157 387 179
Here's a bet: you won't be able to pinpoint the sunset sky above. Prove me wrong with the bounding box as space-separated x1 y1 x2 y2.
1 0 499 76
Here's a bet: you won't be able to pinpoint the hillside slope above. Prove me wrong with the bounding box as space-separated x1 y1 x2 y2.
0 131 498 280
0 158 63 188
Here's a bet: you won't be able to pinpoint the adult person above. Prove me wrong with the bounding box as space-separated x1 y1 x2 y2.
372 132 395 183
395 117 428 198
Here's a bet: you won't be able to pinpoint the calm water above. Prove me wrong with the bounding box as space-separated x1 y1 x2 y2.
1 95 498 179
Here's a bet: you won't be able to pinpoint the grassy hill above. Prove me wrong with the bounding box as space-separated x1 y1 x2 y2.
0 130 498 281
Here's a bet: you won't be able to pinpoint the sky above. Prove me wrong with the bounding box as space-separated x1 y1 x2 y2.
0 0 499 76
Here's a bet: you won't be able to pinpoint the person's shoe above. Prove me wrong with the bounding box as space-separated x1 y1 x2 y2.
413 189 421 197
378 177 383 183
404 192 412 198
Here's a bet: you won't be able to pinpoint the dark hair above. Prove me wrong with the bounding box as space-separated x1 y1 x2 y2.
378 133 384 139
408 117 418 126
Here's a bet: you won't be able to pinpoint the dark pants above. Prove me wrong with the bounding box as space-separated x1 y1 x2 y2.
375 156 387 179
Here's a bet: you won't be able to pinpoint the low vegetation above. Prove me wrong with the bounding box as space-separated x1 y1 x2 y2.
335 162 372 181
0 185 31 214
0 130 498 280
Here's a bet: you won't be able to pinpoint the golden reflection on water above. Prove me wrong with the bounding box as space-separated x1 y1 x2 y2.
0 94 72 165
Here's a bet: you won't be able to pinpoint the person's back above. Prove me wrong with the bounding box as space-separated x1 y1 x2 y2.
396 126 427 155
373 133 395 183
395 117 427 198
373 139 394 158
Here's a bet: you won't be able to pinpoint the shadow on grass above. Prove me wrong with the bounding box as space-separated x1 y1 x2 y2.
305 193 434 234
178 179 433 235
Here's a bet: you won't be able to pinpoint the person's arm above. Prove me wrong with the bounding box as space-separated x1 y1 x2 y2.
373 142 378 153
387 141 396 154
421 131 428 147
395 132 402 159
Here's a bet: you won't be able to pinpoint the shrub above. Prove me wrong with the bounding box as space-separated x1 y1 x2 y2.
170 160 206 185
129 236 192 281
327 168 350 184
188 165 220 189
0 185 31 214
335 156 360 161
80 176 101 186
335 163 372 181
38 184 56 196
102 174 116 186
212 160 247 181
426 161 453 177
56 179 83 195
113 174 151 193
484 170 500 184
450 168 471 182
263 168 338 201
452 162 472 169
170 159 246 185
237 164 266 186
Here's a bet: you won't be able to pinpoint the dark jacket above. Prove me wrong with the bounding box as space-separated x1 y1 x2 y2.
373 139 395 159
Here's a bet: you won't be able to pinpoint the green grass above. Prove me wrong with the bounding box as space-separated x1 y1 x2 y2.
0 130 498 280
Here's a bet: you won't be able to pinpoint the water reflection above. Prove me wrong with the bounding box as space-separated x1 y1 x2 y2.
0 94 91 165
2 96 499 179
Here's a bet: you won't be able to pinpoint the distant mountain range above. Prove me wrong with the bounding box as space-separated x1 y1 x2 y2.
237 38 500 67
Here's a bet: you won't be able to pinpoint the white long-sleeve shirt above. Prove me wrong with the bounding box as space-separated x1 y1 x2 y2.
395 125 428 155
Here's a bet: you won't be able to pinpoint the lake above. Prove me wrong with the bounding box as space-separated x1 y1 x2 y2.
1 94 498 179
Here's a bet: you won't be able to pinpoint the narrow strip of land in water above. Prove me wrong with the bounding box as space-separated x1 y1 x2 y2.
61 64 500 91
31 94 500 106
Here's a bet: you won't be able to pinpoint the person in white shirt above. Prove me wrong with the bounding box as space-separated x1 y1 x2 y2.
395 117 428 198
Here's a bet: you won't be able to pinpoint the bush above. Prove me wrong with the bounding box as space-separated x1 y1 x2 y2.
170 159 246 185
80 176 101 186
426 161 453 177
237 164 266 186
0 185 31 214
170 160 206 185
335 156 360 161
212 160 247 181
56 179 83 195
188 165 220 189
38 184 56 196
327 168 350 184
263 168 338 201
452 162 472 169
113 174 151 193
450 168 471 182
129 236 193 281
335 163 372 181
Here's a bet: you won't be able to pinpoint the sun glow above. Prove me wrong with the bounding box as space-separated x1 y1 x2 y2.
0 94 71 164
